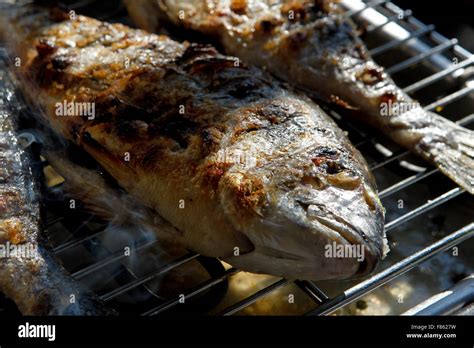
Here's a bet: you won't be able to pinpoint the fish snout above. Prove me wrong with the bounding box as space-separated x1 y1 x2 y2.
300 184 386 277
219 171 386 280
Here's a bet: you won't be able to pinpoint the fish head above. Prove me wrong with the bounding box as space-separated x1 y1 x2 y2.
221 146 387 281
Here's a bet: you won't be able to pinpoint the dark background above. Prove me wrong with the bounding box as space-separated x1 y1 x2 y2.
392 0 474 51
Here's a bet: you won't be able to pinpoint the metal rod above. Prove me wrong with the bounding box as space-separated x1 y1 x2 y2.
59 0 97 10
365 10 412 33
345 0 389 18
404 56 474 93
295 280 330 303
46 215 65 226
53 227 107 253
72 239 158 279
369 25 435 56
402 275 474 315
218 279 289 316
385 39 457 74
452 302 474 316
101 253 199 301
384 188 465 232
379 168 439 198
142 268 239 316
424 85 473 111
306 223 474 316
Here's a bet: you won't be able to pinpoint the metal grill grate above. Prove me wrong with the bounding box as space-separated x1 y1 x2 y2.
2 0 474 316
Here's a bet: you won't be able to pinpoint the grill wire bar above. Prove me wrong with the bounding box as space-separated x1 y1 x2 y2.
365 9 412 33
306 223 474 316
27 0 474 316
369 24 435 56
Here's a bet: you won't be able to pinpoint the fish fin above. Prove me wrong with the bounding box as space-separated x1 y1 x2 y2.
417 117 474 194
44 149 188 245
44 150 127 221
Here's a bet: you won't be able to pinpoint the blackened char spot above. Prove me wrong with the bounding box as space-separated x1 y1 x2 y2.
119 104 155 121
227 78 260 99
33 59 62 88
201 129 214 146
115 119 144 141
51 54 71 70
141 145 164 171
200 128 219 153
287 31 308 49
315 146 338 158
311 147 345 174
296 200 314 212
82 131 100 147
256 104 291 124
36 39 56 57
94 94 157 123
325 161 344 174
185 57 239 76
356 67 384 86
176 43 219 66
380 92 397 104
258 19 275 34
150 115 198 149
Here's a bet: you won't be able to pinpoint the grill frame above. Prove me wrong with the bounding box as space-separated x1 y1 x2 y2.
1 0 473 316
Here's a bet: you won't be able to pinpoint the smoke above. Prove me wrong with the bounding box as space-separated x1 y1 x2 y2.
41 146 204 305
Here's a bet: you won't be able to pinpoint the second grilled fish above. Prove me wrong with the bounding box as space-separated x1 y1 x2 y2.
126 0 474 194
1 5 387 280
0 59 113 315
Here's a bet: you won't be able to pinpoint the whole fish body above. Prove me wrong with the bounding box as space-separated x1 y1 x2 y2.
0 4 387 280
125 0 474 194
0 59 112 315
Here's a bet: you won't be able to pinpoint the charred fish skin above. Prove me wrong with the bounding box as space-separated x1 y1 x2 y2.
128 0 474 194
0 59 114 315
1 5 386 281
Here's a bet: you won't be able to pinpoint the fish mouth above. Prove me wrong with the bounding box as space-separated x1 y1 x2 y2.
245 244 308 262
310 213 383 277
223 210 384 280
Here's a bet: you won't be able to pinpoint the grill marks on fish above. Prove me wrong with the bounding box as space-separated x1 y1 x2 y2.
49 36 275 162
2 6 387 280
130 0 474 194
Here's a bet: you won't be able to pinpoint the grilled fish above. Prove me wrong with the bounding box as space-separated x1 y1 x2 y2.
125 0 474 194
1 5 387 280
0 61 113 315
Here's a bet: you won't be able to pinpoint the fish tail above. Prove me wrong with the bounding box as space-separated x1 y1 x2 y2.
416 114 474 194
